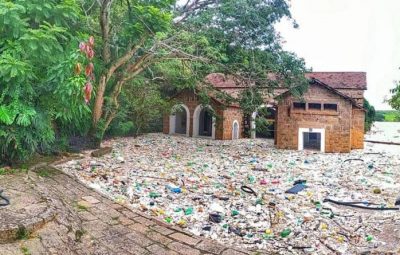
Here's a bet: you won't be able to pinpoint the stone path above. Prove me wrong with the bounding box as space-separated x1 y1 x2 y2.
0 165 253 255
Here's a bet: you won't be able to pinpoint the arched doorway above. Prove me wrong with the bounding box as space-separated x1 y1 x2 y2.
232 120 240 139
251 104 276 140
193 105 216 139
169 104 190 136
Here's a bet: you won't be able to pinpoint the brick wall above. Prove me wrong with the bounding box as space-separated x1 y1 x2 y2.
163 90 230 139
336 89 365 105
276 84 354 153
221 107 244 140
351 107 365 149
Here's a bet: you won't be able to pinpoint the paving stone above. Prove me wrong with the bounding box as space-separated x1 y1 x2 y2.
146 231 173 245
134 216 155 226
82 196 100 204
125 231 154 247
77 200 93 209
147 244 179 255
128 223 150 234
221 249 248 255
78 211 98 221
169 232 200 246
118 216 135 226
196 240 226 254
83 220 109 238
150 225 175 236
167 242 201 255
120 209 139 219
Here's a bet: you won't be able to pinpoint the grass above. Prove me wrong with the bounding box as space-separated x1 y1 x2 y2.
20 246 31 255
16 226 29 240
36 167 58 178
37 169 51 177
74 201 89 212
75 229 86 242
0 167 28 176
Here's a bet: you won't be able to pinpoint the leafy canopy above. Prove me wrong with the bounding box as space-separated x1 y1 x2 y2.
0 0 87 162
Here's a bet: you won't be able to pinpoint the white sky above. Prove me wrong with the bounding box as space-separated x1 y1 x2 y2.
276 0 400 110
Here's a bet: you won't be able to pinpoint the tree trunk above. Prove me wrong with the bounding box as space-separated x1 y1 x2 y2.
88 75 107 149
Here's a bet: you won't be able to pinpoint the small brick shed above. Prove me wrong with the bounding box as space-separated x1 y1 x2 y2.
163 72 367 153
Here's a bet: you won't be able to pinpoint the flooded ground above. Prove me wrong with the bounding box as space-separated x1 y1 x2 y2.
59 125 400 254
365 121 400 154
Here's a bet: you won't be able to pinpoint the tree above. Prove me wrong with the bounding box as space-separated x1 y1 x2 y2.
363 99 375 132
0 0 87 163
389 81 400 110
79 0 308 147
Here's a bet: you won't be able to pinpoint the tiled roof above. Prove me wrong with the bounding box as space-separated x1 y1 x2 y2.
205 73 245 88
305 72 367 90
206 72 367 90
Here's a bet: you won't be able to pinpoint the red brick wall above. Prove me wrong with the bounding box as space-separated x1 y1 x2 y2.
336 89 365 105
351 108 365 149
163 90 229 139
221 107 243 140
276 84 353 153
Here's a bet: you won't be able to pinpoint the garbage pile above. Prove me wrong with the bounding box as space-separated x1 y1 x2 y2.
59 134 400 254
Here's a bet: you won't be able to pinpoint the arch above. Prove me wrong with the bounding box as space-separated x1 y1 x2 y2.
251 104 276 139
232 120 240 140
193 105 216 139
169 104 190 136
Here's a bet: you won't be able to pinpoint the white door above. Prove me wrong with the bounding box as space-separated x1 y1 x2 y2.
298 128 325 152
232 121 239 139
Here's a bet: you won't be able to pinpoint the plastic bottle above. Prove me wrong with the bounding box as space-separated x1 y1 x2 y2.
280 228 291 238
248 175 256 183
184 207 194 215
149 192 161 198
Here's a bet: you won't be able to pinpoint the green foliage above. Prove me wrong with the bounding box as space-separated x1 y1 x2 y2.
21 246 31 255
107 76 169 137
364 99 375 132
0 0 86 163
183 0 309 90
16 225 29 240
1 0 311 161
375 110 400 122
389 81 400 110
239 88 265 115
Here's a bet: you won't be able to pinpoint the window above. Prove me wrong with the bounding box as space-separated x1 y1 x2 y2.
324 103 338 111
308 103 322 110
293 102 306 110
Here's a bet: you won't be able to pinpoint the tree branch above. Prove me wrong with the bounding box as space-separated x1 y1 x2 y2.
174 0 218 25
100 0 113 64
105 36 147 83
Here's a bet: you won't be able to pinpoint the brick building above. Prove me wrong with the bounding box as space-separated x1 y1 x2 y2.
163 72 366 153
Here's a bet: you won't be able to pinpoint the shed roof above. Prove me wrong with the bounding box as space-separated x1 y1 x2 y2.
206 72 367 90
277 78 365 110
304 72 367 90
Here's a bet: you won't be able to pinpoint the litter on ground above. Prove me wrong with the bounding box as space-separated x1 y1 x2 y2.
59 130 400 254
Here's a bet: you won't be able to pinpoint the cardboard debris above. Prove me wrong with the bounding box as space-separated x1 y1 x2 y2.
59 131 400 254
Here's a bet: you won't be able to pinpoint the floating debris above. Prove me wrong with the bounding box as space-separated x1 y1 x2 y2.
59 132 400 254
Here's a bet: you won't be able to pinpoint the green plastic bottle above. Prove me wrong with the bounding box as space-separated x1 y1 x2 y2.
280 228 291 238
231 210 239 216
149 192 160 198
248 175 256 183
184 207 193 215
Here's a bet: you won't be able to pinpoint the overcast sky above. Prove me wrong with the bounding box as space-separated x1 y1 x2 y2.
276 0 400 110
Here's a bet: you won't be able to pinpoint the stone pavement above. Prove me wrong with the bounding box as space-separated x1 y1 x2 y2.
0 164 255 255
